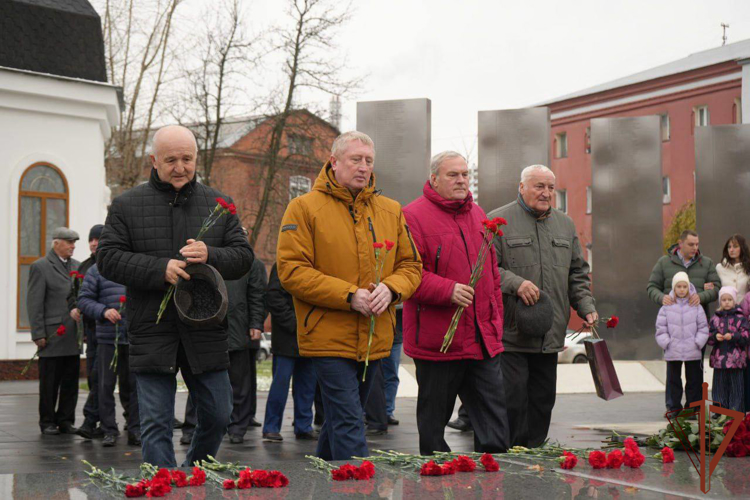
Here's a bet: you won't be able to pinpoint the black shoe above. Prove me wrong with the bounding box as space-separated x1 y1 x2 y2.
92 426 105 439
41 425 60 435
58 423 78 434
229 434 244 444
263 432 283 442
447 418 473 432
295 431 318 440
103 434 117 447
387 416 399 426
180 432 193 445
127 433 141 446
366 427 387 436
77 424 96 440
173 418 184 429
249 418 262 427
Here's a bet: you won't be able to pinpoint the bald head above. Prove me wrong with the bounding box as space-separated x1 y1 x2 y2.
150 125 198 191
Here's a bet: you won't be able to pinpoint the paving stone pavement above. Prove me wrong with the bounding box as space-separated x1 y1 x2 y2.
0 381 748 498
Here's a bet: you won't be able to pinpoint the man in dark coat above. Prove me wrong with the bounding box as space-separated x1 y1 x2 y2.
262 263 317 442
69 224 105 439
27 227 81 435
96 125 254 467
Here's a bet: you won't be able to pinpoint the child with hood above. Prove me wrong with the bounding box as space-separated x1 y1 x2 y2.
655 272 709 414
708 286 749 413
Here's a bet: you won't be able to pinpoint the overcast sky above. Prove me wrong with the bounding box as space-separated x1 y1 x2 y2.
181 0 750 161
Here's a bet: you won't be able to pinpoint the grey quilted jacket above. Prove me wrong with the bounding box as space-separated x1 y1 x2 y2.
97 169 254 374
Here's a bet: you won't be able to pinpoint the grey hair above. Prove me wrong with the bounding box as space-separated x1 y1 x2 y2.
520 164 555 183
331 131 375 158
430 151 466 176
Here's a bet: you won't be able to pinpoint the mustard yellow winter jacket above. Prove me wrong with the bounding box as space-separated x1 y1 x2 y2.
277 162 422 361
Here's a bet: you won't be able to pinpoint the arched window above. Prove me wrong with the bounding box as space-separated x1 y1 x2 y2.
18 164 69 330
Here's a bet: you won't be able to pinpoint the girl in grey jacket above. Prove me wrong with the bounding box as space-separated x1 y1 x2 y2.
655 272 709 413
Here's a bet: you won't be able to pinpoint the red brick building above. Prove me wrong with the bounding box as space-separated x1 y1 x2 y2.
539 39 750 270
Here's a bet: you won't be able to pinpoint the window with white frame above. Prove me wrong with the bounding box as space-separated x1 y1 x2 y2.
555 132 568 158
695 106 710 127
288 134 313 156
289 175 311 201
661 113 670 141
586 186 592 214
662 176 671 204
556 189 567 213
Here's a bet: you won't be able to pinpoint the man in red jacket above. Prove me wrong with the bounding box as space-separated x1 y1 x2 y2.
402 151 509 455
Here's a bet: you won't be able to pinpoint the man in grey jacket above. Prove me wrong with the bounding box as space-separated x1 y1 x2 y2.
27 227 81 435
489 165 597 448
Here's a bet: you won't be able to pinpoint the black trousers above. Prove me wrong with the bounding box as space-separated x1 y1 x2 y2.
38 355 80 429
364 362 388 431
665 360 703 412
98 344 140 435
414 355 509 455
82 335 100 427
501 351 557 448
184 349 258 436
314 383 325 425
227 349 257 436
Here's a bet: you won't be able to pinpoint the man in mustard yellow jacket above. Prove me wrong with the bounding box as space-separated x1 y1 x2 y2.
277 131 422 460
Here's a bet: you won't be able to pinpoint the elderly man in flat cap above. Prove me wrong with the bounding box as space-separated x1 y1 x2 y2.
27 227 82 435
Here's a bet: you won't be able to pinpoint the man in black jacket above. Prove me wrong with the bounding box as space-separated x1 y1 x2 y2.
97 125 253 467
262 263 317 442
69 224 105 440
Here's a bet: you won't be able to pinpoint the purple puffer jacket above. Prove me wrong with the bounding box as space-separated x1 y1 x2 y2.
708 307 749 369
655 284 709 361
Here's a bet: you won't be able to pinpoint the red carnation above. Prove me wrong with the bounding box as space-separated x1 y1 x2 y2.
482 219 491 226
170 470 188 487
727 441 748 457
119 295 127 304
480 453 500 472
606 316 619 329
353 461 375 480
216 197 230 209
339 464 357 479
262 470 289 488
331 468 349 481
441 461 457 475
238 468 253 489
454 455 476 472
373 242 384 249
560 451 578 470
56 325 66 336
420 460 443 476
588 450 607 469
250 469 270 487
227 203 237 215
77 272 85 279
146 480 171 497
492 217 508 226
154 469 171 482
496 229 504 237
623 437 638 451
660 447 675 464
485 222 498 234
188 467 206 486
606 449 624 469
69 271 78 277
223 479 236 489
624 449 645 468
384 240 395 251
125 483 147 498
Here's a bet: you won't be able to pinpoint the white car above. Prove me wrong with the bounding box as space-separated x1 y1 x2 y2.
257 332 272 361
558 330 592 364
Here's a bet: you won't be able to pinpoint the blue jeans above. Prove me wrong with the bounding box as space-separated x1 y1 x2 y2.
135 348 232 467
382 342 402 417
313 357 380 460
262 355 316 435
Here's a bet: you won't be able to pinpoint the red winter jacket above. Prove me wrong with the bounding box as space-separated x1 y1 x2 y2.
402 182 504 361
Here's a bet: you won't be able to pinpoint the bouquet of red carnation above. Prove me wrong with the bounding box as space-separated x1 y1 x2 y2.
363 239 394 381
21 325 66 375
440 217 507 353
110 296 126 371
156 198 237 324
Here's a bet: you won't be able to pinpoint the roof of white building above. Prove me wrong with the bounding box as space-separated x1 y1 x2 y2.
537 38 750 106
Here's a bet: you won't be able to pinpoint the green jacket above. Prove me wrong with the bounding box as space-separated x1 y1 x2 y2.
646 244 720 308
488 200 596 353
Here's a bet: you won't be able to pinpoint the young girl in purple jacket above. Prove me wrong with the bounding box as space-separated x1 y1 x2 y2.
655 272 709 414
708 286 749 413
